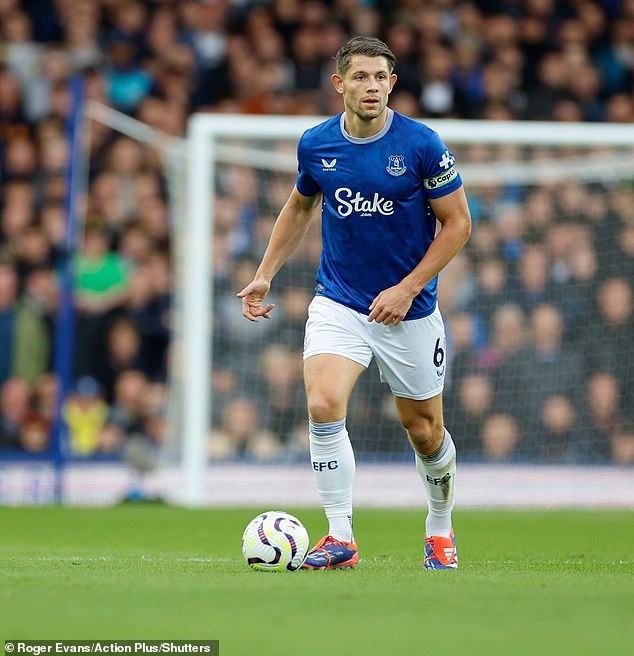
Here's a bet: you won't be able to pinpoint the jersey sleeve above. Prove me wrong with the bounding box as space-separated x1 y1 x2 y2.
421 130 463 199
295 131 321 197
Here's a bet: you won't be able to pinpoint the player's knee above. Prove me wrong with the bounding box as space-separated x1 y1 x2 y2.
307 391 345 424
402 416 444 455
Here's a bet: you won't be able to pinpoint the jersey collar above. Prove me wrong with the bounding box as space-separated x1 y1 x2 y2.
339 108 394 144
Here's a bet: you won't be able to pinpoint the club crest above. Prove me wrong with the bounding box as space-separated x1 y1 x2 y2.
386 154 407 177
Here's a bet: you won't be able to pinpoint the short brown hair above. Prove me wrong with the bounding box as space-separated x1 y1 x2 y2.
335 36 396 76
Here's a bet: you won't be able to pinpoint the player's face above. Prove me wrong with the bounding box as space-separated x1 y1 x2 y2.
332 55 397 124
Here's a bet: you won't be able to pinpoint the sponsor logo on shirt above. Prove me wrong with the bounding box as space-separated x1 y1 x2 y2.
424 167 457 190
321 158 337 171
334 187 394 217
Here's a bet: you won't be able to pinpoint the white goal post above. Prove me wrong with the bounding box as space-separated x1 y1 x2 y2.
181 114 634 507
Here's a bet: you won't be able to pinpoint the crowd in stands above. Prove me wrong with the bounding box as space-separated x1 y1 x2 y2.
0 0 633 465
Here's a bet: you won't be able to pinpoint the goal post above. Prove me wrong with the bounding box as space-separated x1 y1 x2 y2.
179 113 634 507
179 117 212 507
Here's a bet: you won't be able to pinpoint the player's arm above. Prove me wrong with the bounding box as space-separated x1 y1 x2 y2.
368 186 471 325
237 185 322 322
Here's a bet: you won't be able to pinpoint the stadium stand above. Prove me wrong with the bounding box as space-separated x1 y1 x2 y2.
0 0 632 466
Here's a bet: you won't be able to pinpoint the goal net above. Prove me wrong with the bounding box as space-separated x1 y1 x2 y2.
173 115 634 507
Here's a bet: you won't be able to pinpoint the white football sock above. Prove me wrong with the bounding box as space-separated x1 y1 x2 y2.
309 418 355 543
415 427 456 538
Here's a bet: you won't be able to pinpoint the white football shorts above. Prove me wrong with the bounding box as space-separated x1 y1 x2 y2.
303 295 447 400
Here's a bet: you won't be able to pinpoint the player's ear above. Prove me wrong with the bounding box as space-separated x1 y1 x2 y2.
331 73 344 94
389 73 398 93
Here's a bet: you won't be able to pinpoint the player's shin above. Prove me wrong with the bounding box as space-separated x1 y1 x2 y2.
415 427 456 538
309 418 355 542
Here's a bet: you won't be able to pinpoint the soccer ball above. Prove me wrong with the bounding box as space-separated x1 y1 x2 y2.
241 510 310 572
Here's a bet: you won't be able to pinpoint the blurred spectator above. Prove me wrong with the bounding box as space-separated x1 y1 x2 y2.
4 135 38 181
22 266 58 358
0 68 29 169
62 376 108 456
3 10 45 110
550 232 598 340
594 18 634 97
481 413 521 462
1 195 35 256
72 222 130 379
210 366 242 429
180 0 227 75
0 263 49 386
118 222 154 267
523 50 569 120
101 137 148 224
586 372 624 460
14 226 54 283
271 284 312 349
469 258 511 333
124 253 171 382
450 372 495 454
32 373 58 429
536 394 584 462
39 201 66 261
611 423 634 465
102 369 149 452
512 243 554 312
387 22 422 98
290 27 326 91
20 413 50 453
602 188 634 281
135 194 171 248
0 377 32 450
499 304 585 443
478 303 526 374
215 254 280 363
257 343 305 444
523 187 556 241
445 311 481 395
209 396 281 460
96 316 145 402
139 381 168 446
583 277 634 411
419 44 455 117
102 372 166 478
62 0 101 69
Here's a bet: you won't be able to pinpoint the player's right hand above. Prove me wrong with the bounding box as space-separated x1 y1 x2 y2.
237 279 275 322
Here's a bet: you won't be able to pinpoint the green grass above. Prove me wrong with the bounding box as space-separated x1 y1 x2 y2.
1 506 633 656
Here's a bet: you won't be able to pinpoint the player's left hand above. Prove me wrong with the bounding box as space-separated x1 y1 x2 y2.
368 284 415 325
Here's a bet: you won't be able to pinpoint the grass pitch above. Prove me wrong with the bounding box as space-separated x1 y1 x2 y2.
1 506 632 656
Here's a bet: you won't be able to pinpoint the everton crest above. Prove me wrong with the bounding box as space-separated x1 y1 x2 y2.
386 154 407 177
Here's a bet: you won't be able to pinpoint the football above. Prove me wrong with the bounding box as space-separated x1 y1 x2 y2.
241 510 310 572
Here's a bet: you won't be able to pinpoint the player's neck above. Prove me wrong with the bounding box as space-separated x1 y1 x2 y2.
343 108 389 139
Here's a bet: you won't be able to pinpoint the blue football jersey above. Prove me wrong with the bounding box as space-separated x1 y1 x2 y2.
296 108 463 320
